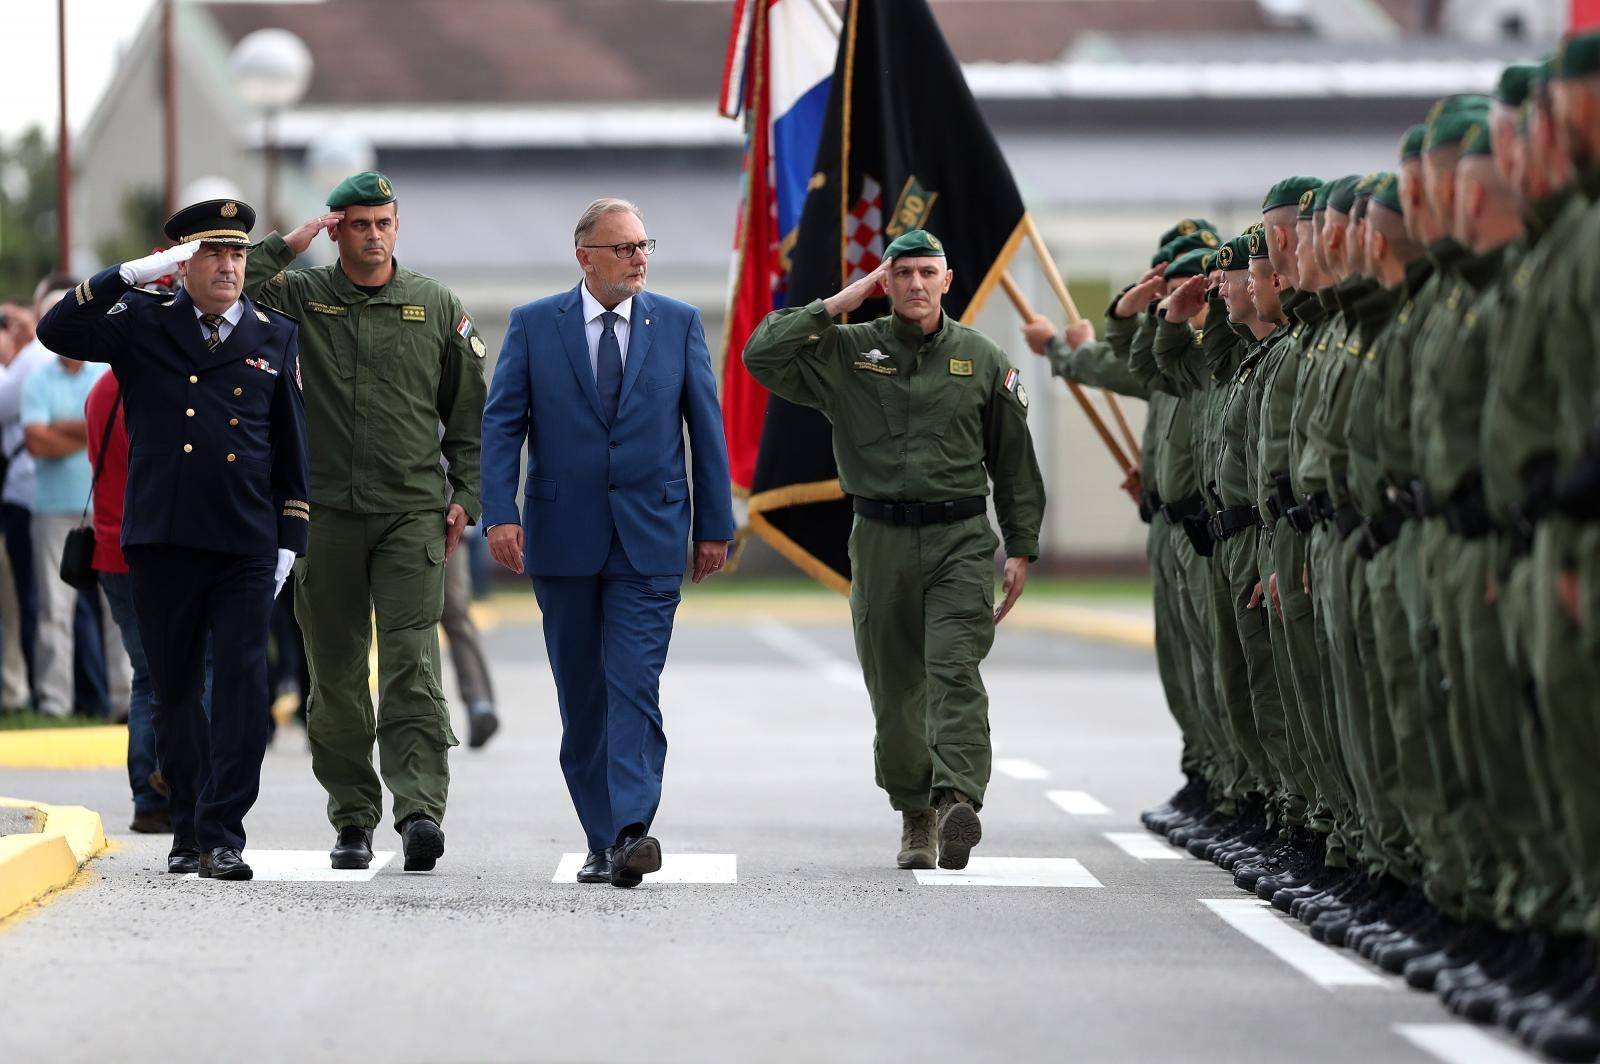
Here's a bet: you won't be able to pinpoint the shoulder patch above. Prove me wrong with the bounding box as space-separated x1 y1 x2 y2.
106 301 127 316
470 335 486 358
255 307 270 324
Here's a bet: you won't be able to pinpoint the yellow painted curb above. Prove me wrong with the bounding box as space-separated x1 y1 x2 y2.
474 593 1155 648
0 725 127 770
0 798 106 922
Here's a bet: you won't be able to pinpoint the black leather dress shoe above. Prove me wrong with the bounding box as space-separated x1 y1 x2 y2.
199 847 253 881
399 813 445 872
129 808 172 834
330 826 374 870
467 706 500 749
167 843 201 874
610 834 662 888
577 849 613 884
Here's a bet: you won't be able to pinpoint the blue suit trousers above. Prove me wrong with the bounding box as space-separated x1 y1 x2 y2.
533 533 681 853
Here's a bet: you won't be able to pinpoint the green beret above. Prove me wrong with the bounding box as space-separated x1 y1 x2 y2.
1425 102 1491 152
1292 180 1324 221
1460 117 1493 158
883 228 946 260
1262 176 1322 214
1369 171 1402 214
1216 233 1251 272
1165 247 1213 279
1248 225 1268 261
1326 174 1362 214
1157 218 1217 248
327 170 397 209
1555 30 1600 80
1399 124 1428 162
1311 180 1336 214
1426 93 1492 126
1151 229 1220 267
1495 61 1542 107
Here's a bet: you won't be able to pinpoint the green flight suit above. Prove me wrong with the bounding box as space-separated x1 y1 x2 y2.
1215 324 1303 826
1415 246 1570 930
1485 189 1592 935
743 301 1044 811
1133 311 1245 805
1371 246 1485 917
246 234 488 831
1046 315 1208 783
1256 290 1342 846
1545 168 1600 936
1340 282 1415 881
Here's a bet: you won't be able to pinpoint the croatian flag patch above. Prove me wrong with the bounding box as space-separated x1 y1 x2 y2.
1003 368 1020 393
455 313 472 338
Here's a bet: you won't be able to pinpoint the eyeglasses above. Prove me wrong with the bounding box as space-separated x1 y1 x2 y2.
580 239 656 259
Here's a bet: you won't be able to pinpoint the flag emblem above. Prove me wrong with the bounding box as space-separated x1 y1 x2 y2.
455 314 472 338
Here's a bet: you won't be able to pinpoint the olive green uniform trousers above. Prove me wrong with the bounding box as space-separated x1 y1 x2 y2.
298 506 458 831
848 514 998 812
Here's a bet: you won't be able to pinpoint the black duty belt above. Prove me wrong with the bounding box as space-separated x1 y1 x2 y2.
1409 479 1440 518
1334 503 1363 539
1307 491 1335 523
1209 504 1260 542
852 496 986 526
1444 478 1494 540
1139 490 1163 526
1162 494 1206 526
1362 507 1405 557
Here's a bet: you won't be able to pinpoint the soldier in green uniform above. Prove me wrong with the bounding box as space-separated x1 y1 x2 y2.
742 230 1045 872
1022 223 1221 832
245 171 488 872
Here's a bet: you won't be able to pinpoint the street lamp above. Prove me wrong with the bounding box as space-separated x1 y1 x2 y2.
229 28 312 231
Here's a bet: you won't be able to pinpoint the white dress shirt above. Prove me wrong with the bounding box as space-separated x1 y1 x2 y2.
193 299 245 345
579 282 632 380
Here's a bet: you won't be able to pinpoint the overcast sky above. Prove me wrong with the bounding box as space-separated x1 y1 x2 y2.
3 0 159 143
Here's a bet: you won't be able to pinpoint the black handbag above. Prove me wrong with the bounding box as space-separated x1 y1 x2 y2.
59 385 123 594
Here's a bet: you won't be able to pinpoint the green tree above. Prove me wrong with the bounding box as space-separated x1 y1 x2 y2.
0 128 59 301
96 187 166 269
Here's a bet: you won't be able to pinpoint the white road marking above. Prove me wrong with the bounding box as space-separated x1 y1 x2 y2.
1103 831 1187 860
1046 790 1112 816
1394 1023 1541 1064
551 853 738 884
993 757 1051 781
749 616 863 690
182 850 395 882
1202 899 1391 988
914 857 1103 888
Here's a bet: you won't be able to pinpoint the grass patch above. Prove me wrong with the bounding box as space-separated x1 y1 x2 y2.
0 711 118 731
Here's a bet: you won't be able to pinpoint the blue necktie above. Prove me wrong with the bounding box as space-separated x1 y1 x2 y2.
596 311 623 423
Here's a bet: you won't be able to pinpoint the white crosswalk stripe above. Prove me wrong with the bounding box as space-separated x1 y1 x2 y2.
1393 1023 1541 1064
1203 899 1392 988
1047 790 1112 816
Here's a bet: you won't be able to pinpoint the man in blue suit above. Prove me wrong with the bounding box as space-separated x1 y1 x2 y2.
483 198 734 888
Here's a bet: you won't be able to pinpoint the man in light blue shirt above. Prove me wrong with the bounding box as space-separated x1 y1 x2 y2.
22 340 127 719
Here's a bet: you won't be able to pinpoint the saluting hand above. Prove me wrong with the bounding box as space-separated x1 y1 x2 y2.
1113 266 1167 319
691 540 731 584
1160 275 1207 323
443 504 468 562
822 261 890 318
488 523 524 575
283 212 345 256
994 556 1029 625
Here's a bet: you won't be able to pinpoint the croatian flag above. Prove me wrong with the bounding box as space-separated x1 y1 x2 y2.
718 0 839 493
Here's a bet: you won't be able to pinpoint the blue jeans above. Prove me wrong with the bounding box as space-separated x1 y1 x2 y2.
100 572 160 811
101 572 214 812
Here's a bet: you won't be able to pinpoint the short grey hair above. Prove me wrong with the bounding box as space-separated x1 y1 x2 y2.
574 197 643 246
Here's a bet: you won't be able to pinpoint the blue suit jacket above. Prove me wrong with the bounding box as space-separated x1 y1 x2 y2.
481 283 734 577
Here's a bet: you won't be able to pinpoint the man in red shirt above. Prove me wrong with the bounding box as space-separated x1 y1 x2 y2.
85 370 167 831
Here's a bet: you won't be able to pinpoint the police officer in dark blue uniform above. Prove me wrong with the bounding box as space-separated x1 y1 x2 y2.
38 199 309 881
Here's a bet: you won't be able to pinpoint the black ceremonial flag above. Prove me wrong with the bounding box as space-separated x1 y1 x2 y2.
743 0 1029 593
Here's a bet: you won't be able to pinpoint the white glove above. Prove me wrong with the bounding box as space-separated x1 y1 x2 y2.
274 548 296 599
119 243 198 285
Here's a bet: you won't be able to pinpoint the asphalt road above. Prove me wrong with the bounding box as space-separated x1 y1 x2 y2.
0 605 1538 1063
